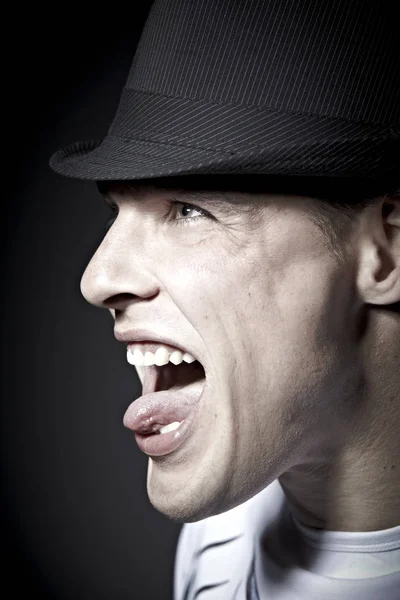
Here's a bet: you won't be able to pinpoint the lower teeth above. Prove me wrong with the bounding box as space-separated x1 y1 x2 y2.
159 421 181 434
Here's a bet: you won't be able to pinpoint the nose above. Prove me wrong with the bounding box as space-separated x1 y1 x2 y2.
80 224 159 311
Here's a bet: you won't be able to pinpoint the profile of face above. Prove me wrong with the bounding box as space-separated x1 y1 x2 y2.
80 180 399 523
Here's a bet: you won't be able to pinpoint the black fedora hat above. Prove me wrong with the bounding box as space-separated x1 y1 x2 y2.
49 0 399 183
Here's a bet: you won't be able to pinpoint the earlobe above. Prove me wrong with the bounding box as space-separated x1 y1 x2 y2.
357 200 400 306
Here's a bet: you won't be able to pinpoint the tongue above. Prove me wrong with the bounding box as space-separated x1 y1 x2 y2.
123 379 204 434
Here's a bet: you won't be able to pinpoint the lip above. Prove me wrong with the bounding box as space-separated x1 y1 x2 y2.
133 395 203 457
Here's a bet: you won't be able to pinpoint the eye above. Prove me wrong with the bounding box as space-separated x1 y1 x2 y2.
104 198 213 231
168 199 212 227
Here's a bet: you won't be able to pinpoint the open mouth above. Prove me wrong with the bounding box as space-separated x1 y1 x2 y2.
153 359 206 392
128 358 206 440
123 353 207 456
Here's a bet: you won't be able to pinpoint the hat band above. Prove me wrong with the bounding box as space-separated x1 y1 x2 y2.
108 88 397 154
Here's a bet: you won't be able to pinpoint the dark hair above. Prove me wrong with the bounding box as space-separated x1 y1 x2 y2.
304 185 399 264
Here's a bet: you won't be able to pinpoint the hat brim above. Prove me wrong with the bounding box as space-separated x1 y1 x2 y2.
49 130 399 181
49 136 245 181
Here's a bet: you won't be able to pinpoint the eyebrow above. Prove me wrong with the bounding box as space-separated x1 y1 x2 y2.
101 185 250 217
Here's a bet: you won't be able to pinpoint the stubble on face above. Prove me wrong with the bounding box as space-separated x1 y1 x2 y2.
136 191 361 523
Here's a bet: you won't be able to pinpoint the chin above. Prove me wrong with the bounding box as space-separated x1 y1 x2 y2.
147 482 221 523
146 460 227 523
150 497 207 523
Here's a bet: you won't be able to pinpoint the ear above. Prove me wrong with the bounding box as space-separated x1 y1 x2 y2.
357 198 400 306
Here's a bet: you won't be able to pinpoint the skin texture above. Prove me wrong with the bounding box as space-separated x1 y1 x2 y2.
80 182 400 531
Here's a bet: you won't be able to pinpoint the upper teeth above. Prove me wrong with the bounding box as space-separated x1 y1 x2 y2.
126 346 196 367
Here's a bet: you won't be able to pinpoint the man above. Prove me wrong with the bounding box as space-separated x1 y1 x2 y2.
49 0 399 598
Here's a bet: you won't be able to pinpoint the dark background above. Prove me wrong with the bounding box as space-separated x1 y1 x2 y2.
2 8 183 599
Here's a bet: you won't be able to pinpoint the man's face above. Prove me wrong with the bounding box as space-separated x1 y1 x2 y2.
81 184 360 522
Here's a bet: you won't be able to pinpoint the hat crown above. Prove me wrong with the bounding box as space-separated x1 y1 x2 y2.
127 0 399 125
49 0 400 181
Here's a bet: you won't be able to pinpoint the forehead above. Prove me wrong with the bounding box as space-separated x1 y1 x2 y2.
98 175 263 202
100 180 242 206
97 174 373 205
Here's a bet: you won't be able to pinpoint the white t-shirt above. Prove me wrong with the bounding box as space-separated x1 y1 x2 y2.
174 479 400 599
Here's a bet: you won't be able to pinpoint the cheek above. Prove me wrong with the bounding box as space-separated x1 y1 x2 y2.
274 261 351 354
163 253 230 315
237 261 355 440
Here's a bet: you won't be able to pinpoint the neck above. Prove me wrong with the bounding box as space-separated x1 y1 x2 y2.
279 309 400 532
279 444 399 532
